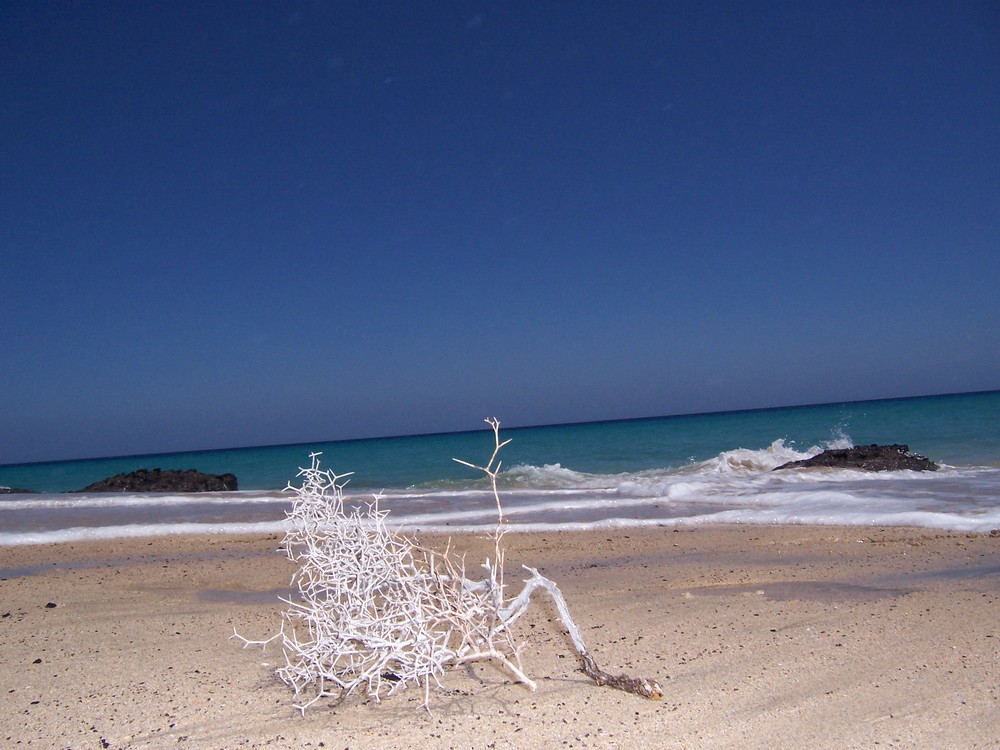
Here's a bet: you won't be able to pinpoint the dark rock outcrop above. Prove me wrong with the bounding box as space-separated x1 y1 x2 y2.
76 468 238 493
0 486 36 494
774 444 938 473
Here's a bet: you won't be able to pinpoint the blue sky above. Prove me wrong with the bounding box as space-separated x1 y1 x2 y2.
2 1 998 464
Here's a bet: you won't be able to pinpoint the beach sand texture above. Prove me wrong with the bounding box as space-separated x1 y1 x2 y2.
1 526 997 749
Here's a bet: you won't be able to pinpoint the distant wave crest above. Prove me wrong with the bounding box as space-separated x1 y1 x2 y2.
693 439 819 474
502 463 608 489
498 438 843 496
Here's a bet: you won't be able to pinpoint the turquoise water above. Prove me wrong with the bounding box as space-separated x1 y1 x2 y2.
2 391 997 493
1 391 998 544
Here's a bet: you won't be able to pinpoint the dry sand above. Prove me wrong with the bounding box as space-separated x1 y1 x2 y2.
1 525 997 749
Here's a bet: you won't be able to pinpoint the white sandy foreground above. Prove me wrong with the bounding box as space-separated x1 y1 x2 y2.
1 525 997 749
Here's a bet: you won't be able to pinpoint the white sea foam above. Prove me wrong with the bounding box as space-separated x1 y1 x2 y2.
3 439 998 544
0 521 291 547
699 439 817 473
503 463 610 488
0 490 288 511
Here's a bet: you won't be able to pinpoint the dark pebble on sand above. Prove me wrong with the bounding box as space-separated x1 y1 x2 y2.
44 602 57 608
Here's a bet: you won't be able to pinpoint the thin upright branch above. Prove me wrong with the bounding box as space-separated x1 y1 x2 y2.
453 417 512 597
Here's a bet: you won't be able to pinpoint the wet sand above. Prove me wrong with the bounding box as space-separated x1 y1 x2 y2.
1 525 997 748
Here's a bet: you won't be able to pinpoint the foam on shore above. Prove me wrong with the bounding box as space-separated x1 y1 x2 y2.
3 440 998 545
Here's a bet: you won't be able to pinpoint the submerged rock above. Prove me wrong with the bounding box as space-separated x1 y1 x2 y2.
773 444 938 473
76 468 238 493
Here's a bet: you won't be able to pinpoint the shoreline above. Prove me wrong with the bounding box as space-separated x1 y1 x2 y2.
2 525 997 748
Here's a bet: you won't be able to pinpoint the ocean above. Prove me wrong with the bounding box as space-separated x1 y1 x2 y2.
1 391 998 545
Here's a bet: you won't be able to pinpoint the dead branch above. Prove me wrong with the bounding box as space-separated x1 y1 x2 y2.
236 420 662 711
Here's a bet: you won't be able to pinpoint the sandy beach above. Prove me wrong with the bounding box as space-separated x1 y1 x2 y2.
1 525 997 749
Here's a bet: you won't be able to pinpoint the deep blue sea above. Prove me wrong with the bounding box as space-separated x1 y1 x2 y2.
1 391 998 544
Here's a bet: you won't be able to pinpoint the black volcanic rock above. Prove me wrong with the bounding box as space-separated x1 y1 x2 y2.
0 486 36 494
76 468 238 493
774 444 938 473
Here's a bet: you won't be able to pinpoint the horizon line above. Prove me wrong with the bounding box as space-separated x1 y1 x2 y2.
3 388 996 470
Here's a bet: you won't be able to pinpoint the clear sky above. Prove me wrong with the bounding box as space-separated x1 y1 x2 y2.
2 1 998 464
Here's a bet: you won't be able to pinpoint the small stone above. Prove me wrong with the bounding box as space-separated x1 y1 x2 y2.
45 602 57 609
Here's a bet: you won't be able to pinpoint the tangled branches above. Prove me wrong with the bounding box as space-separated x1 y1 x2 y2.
238 419 661 712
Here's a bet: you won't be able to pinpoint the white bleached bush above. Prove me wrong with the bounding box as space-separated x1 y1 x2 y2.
239 419 661 712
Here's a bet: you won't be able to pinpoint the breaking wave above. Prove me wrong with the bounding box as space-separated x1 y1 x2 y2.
3 435 999 544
